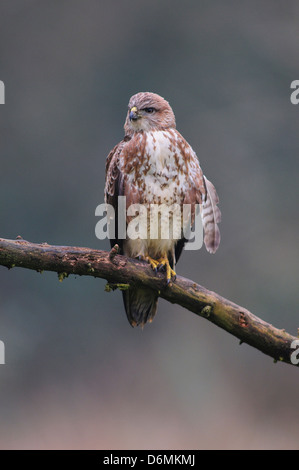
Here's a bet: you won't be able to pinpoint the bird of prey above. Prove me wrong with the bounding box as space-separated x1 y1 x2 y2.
105 92 220 327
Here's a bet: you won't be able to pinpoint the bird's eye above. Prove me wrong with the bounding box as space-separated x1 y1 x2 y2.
143 107 156 113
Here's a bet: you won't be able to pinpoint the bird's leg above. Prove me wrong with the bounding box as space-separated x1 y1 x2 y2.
155 252 176 283
144 255 160 272
137 254 159 272
139 253 176 282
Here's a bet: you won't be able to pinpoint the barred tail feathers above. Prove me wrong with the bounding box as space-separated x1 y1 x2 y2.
201 177 221 254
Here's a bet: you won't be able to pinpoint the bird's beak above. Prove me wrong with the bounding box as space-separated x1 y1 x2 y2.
129 106 139 121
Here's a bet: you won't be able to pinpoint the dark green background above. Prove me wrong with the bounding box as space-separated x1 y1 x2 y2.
0 0 298 449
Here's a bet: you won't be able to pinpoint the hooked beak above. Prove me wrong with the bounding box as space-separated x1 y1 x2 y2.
129 106 139 121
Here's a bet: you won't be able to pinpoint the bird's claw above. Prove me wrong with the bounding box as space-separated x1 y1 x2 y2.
144 254 176 283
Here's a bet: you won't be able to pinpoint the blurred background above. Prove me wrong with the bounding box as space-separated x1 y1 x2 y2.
0 0 298 450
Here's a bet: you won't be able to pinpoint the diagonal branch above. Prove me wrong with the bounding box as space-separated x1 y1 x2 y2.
0 237 298 367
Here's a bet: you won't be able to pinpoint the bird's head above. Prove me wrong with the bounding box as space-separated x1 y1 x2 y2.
124 92 176 135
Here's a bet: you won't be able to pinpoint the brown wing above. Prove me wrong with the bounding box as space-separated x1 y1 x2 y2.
172 131 220 260
105 138 129 252
173 134 207 265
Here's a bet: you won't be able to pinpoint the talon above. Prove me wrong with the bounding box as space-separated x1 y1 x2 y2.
157 253 177 282
165 263 176 282
145 255 160 272
144 253 176 281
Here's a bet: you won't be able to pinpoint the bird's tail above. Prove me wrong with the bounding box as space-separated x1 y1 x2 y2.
201 177 221 254
123 288 158 327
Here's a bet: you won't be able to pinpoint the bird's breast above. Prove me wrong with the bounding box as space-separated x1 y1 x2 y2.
145 130 182 175
142 131 186 203
121 129 192 205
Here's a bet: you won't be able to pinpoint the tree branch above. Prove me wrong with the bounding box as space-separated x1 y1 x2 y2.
0 237 298 367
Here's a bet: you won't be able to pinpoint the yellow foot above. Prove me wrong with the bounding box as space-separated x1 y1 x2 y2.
143 254 176 283
144 255 160 272
156 254 176 283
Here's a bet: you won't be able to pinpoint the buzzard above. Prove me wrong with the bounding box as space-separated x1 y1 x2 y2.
105 92 220 327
